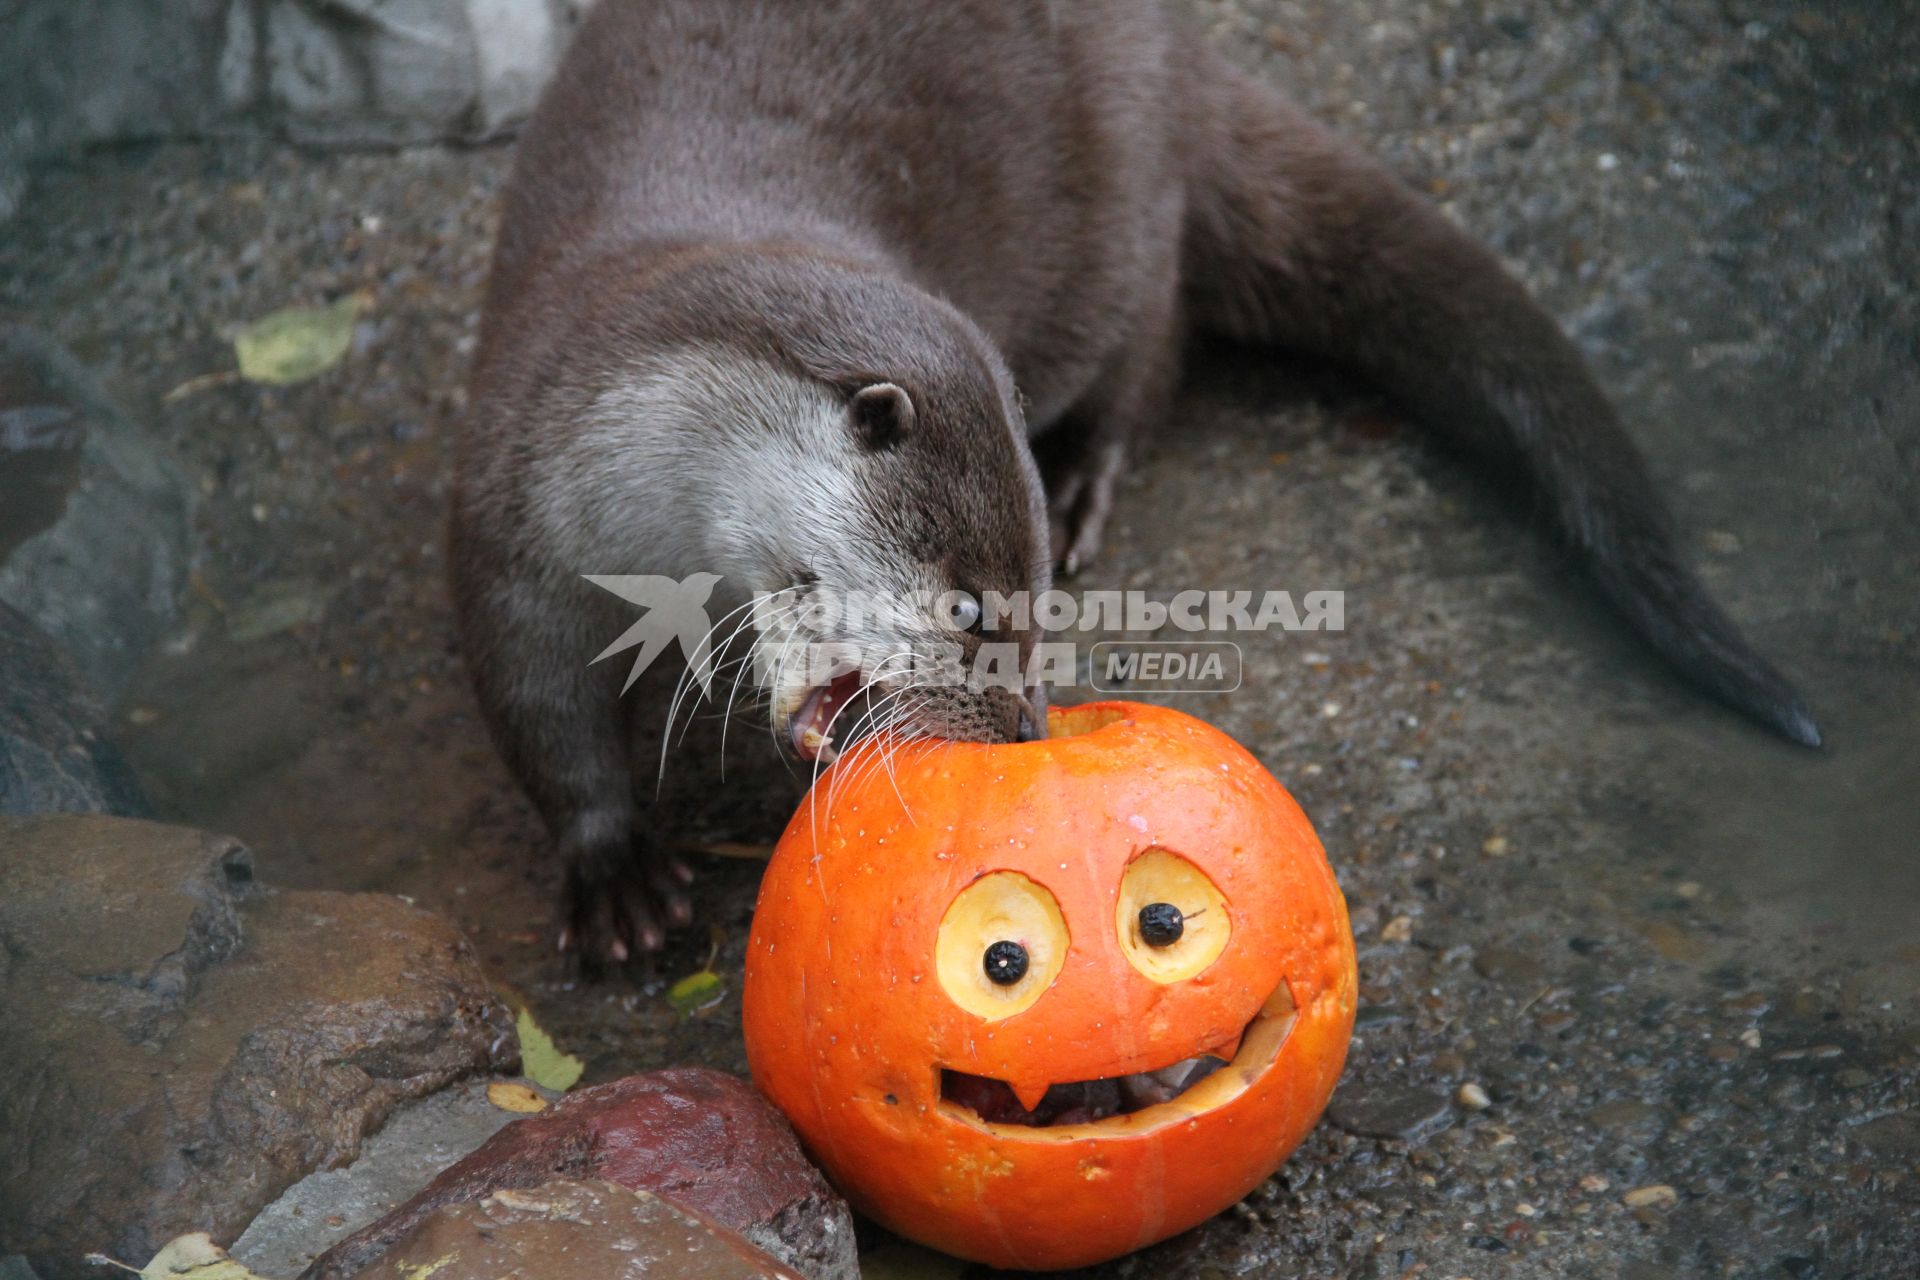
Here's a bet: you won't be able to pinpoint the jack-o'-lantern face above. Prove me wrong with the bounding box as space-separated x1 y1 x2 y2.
744 703 1356 1271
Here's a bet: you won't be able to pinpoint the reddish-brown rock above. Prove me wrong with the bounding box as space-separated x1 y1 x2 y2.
305 1069 856 1280
354 1179 803 1280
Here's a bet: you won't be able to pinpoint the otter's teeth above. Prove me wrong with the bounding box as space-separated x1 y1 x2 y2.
790 670 863 762
790 685 829 760
801 727 838 764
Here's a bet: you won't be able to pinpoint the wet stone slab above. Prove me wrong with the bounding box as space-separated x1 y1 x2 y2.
232 1080 536 1278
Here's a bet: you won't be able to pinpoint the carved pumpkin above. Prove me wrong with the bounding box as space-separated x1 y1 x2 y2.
743 701 1356 1270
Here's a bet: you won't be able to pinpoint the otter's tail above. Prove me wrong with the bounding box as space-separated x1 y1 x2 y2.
1183 59 1819 746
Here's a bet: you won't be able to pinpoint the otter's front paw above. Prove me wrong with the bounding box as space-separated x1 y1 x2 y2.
557 835 694 969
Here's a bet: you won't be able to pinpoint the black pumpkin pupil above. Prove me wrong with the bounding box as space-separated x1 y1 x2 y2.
983 940 1029 985
1139 902 1184 946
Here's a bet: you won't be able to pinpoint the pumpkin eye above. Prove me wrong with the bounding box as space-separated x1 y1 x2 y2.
937 871 1068 1019
1137 902 1184 946
982 940 1029 984
1117 848 1230 983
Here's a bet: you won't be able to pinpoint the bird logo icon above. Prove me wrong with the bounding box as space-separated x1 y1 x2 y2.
584 573 723 694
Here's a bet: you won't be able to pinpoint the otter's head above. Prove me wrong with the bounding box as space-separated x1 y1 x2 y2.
630 251 1053 761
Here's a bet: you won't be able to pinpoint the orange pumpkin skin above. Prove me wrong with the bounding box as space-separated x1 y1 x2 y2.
743 702 1357 1271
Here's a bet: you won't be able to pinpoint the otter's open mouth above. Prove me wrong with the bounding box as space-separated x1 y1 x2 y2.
937 980 1299 1137
787 669 871 764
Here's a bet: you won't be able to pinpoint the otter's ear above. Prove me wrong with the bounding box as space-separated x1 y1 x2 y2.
849 382 915 449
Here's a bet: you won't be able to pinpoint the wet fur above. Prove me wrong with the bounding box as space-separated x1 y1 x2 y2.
453 0 1817 964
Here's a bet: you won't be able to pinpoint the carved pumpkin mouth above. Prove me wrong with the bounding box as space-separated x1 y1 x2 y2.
937 979 1299 1137
941 1053 1230 1126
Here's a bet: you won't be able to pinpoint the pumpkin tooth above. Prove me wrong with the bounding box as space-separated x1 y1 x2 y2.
1010 1078 1052 1112
1207 1024 1247 1063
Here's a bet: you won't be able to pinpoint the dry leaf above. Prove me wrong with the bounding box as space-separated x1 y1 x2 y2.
232 294 366 386
515 1007 583 1092
667 969 725 1016
87 1231 275 1279
486 1081 548 1114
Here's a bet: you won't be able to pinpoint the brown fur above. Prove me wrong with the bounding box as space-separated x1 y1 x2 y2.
454 0 1816 965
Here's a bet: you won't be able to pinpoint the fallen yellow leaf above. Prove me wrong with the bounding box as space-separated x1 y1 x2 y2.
231 294 366 386
486 1081 547 1114
515 1007 584 1092
87 1231 274 1279
667 969 726 1016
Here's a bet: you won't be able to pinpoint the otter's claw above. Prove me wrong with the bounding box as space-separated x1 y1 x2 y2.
558 837 694 971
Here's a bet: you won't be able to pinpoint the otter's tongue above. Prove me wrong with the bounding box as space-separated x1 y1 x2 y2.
791 670 864 762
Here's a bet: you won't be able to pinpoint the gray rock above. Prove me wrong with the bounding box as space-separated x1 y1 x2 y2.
0 602 148 816
233 1080 542 1278
466 0 580 135
1328 1085 1455 1143
0 1 590 213
264 3 369 121
0 815 518 1280
0 1 231 220
0 327 194 700
354 1180 803 1280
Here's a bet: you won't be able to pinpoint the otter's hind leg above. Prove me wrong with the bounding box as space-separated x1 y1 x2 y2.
1041 259 1185 576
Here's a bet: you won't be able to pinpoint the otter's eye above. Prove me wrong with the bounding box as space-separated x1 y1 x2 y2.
1137 902 1184 946
940 590 983 634
936 871 1067 1019
982 940 1029 984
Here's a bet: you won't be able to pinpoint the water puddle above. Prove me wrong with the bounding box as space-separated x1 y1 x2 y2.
1642 672 1920 984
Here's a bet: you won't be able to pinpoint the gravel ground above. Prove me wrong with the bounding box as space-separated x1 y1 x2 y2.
2 0 1915 1276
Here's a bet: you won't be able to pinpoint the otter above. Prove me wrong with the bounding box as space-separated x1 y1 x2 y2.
452 0 1818 965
